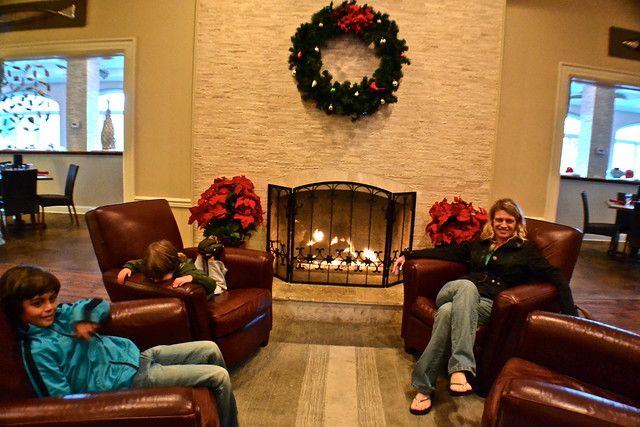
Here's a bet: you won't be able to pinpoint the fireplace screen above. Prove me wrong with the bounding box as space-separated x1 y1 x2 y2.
267 182 416 287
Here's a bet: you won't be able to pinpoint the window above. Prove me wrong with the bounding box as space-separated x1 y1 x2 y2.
0 93 60 150
90 91 125 152
559 77 640 179
0 54 124 152
560 115 580 174
611 124 640 175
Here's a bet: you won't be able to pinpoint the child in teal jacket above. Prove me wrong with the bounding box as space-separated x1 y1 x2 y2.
0 265 238 427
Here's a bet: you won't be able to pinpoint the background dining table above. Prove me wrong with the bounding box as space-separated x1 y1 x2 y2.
0 166 53 232
607 199 640 260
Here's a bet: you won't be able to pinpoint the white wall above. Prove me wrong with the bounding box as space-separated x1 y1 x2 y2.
193 0 505 250
493 0 640 219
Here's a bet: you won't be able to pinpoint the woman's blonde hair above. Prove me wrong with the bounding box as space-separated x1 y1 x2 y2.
479 198 527 242
141 240 181 281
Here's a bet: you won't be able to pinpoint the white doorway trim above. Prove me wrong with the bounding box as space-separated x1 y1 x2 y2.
0 38 136 202
546 63 640 220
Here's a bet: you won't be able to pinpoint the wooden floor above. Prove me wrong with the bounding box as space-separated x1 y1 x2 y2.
1 213 639 334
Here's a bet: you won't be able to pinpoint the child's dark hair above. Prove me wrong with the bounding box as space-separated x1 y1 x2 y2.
141 240 180 281
0 265 61 325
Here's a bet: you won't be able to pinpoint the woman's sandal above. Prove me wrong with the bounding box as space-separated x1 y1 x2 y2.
409 395 432 415
449 382 473 397
449 371 475 396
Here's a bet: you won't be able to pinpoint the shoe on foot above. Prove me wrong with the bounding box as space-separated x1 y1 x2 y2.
449 382 473 396
449 371 474 396
410 394 432 415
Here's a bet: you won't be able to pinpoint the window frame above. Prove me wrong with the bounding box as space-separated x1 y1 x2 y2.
0 38 136 201
547 63 640 219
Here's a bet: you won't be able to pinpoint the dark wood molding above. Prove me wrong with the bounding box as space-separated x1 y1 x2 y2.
609 26 640 62
0 0 86 33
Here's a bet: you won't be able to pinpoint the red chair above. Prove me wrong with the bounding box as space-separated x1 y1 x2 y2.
401 218 583 395
85 199 274 368
0 298 220 426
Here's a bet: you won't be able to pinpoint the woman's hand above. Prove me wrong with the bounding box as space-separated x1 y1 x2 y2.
392 255 406 276
173 275 193 288
117 268 132 285
74 322 99 341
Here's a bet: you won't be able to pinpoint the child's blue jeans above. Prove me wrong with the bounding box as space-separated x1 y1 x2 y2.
411 279 493 395
130 340 238 427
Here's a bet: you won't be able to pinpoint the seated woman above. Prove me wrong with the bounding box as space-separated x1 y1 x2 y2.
392 198 578 416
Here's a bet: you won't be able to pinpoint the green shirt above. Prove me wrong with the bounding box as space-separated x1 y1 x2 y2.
123 258 216 300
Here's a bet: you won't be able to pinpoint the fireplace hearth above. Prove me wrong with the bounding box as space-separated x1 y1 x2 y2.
267 181 416 287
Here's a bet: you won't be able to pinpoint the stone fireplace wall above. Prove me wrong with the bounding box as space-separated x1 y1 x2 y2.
192 0 504 250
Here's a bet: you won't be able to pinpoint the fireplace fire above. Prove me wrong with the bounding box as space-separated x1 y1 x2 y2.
267 182 416 287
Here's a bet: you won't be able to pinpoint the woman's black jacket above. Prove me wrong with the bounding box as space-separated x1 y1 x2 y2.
402 237 578 316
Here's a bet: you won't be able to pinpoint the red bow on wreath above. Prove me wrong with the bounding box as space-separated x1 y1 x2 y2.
332 4 374 34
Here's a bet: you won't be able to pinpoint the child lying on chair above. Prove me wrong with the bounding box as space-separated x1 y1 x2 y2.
117 239 224 300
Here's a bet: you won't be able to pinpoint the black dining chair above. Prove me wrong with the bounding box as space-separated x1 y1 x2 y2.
580 191 620 254
37 164 80 226
0 169 41 237
625 202 640 261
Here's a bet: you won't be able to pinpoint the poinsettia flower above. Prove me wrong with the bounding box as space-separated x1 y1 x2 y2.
232 175 255 191
188 175 265 247
424 197 488 246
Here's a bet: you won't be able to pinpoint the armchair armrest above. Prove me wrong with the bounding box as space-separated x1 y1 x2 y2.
103 270 212 341
478 283 558 394
218 247 274 292
488 379 640 427
101 299 192 351
401 259 467 336
517 311 640 403
0 387 219 427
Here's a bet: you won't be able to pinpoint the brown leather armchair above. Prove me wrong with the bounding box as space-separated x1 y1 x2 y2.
401 218 583 395
0 298 220 426
482 311 640 427
85 199 274 368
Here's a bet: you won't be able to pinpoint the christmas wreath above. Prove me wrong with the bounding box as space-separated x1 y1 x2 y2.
288 1 410 121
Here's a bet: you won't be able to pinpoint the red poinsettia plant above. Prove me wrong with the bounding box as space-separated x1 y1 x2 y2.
425 197 488 246
188 175 265 247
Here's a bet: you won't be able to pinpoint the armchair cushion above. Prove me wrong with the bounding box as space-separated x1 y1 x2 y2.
208 288 272 337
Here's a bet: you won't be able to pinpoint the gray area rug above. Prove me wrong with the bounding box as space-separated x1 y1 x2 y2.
231 341 485 426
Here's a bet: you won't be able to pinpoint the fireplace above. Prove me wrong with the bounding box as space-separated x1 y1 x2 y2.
267 181 416 287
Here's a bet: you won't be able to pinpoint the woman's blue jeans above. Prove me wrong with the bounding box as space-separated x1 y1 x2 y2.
411 279 493 395
130 340 238 427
